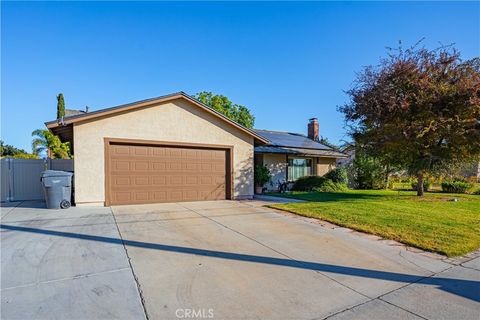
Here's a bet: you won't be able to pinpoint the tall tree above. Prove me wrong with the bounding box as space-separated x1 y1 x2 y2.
32 129 71 159
0 141 37 159
0 141 27 157
340 44 480 196
57 93 65 119
194 91 255 128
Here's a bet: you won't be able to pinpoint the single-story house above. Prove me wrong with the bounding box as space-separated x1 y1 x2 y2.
254 119 347 191
46 92 346 206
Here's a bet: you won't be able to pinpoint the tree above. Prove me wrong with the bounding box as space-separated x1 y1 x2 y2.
0 141 38 159
347 148 389 190
0 141 27 156
340 43 480 196
31 129 71 159
319 137 341 151
194 91 255 128
57 93 65 119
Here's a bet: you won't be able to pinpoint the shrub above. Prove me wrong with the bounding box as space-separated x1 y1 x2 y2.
314 180 348 192
410 180 431 192
292 176 348 192
324 167 348 184
292 176 327 191
254 165 271 187
347 151 387 189
441 181 472 194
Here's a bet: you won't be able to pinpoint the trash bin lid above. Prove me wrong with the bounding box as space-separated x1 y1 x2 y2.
41 170 74 178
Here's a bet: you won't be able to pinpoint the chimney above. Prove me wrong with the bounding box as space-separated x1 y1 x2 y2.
308 118 319 141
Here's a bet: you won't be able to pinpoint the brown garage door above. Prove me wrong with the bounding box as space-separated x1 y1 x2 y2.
106 142 229 205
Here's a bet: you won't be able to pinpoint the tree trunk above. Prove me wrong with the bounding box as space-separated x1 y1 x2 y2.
417 172 424 196
384 165 390 189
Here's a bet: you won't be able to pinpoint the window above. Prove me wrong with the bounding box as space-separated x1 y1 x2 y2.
288 158 312 181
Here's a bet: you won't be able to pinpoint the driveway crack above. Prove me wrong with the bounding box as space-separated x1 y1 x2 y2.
1 201 24 220
110 207 150 320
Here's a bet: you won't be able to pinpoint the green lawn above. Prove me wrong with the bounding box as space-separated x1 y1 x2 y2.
267 190 480 257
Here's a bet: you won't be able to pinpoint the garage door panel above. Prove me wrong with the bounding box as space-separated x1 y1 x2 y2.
168 162 182 171
113 160 130 171
114 191 132 202
134 176 150 186
133 146 149 156
152 176 166 185
152 162 166 171
153 191 167 201
134 161 150 171
112 145 131 155
107 143 227 205
113 177 131 186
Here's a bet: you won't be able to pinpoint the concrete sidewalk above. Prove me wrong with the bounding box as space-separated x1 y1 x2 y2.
1 200 479 319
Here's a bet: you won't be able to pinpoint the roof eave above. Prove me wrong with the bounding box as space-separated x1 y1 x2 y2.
45 92 269 144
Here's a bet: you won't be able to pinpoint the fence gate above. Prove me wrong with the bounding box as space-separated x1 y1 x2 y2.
0 158 74 202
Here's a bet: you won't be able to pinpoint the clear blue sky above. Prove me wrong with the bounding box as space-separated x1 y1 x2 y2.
2 1 479 152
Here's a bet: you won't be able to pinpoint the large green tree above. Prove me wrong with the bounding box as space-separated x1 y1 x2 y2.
194 92 255 128
57 93 65 119
340 44 480 196
0 141 27 157
0 141 37 159
32 129 71 159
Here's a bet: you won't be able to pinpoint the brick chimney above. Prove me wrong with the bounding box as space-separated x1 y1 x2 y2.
307 118 319 141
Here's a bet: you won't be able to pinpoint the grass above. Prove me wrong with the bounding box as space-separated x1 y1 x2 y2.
267 189 480 257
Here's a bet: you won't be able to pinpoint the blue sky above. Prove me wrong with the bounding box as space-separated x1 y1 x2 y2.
2 1 479 152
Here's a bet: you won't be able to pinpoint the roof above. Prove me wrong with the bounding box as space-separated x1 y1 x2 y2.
254 129 331 150
253 129 347 158
254 146 347 158
45 92 268 144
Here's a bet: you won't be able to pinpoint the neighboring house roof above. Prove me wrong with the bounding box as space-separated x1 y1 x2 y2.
45 92 268 144
253 129 347 158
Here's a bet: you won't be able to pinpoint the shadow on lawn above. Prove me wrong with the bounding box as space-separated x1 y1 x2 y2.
274 192 396 202
1 224 479 303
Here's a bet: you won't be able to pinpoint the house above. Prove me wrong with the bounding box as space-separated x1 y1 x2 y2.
46 92 345 206
336 143 355 167
254 118 347 191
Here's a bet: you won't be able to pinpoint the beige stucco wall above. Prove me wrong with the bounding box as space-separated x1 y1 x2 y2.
263 154 287 191
73 99 254 205
316 157 336 176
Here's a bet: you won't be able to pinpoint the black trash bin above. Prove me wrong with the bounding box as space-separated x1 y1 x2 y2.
41 170 73 209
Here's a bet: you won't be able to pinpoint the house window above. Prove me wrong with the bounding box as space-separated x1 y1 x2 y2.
288 158 312 181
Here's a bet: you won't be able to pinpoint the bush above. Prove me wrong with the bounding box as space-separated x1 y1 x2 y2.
254 165 271 187
314 180 348 192
292 176 327 191
441 181 472 194
324 167 348 184
411 180 431 192
292 176 347 192
347 151 387 189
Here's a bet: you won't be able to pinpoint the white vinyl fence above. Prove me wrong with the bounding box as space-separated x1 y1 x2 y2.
0 158 74 202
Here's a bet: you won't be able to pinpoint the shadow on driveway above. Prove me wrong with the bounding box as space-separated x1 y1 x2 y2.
1 223 478 302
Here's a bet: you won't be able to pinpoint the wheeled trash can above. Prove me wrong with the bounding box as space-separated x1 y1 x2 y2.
41 170 73 209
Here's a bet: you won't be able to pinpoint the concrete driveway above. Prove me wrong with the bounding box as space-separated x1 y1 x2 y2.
1 200 479 319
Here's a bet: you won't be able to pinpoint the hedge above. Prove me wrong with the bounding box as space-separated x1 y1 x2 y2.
441 181 472 194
